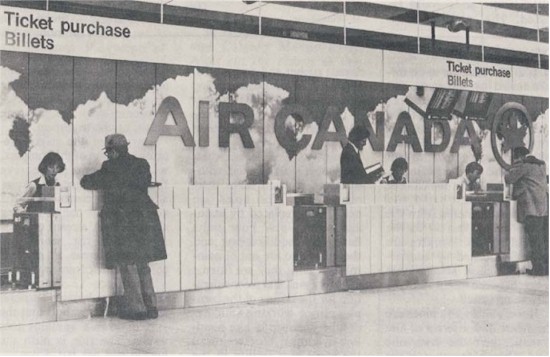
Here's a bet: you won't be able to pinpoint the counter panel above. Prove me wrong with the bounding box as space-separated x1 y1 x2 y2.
164 209 181 292
81 212 99 299
343 196 472 277
251 209 267 284
265 207 279 283
180 209 196 291
60 211 82 301
225 209 240 286
56 199 292 301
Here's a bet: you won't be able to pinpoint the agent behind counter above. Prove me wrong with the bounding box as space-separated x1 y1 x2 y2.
340 126 383 184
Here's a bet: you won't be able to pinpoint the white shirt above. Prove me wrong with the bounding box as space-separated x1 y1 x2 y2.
458 173 485 191
13 176 58 212
349 141 359 154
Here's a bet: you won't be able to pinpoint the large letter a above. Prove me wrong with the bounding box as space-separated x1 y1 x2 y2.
144 96 195 146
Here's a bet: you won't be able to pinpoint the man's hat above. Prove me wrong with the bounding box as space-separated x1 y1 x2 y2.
103 134 129 150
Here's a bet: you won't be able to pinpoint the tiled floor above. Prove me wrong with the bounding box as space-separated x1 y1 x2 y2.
0 275 547 355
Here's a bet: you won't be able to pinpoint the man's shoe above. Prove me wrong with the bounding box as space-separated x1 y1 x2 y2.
118 311 148 320
147 308 158 319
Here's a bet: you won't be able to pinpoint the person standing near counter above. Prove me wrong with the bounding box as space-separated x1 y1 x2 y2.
80 134 167 319
340 126 382 184
459 162 484 191
505 146 548 276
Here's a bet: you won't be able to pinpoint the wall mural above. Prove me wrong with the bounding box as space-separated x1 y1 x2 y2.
1 50 548 210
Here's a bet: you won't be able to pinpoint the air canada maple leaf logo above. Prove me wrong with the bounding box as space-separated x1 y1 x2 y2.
497 116 528 153
491 103 533 170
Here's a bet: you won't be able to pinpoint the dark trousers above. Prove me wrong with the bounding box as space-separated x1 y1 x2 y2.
524 215 549 274
119 263 157 313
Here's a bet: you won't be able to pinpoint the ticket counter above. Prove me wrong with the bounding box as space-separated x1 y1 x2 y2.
0 181 532 327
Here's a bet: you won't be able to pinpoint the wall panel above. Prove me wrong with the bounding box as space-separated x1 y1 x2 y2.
155 64 194 186
28 54 73 187
263 73 297 192
228 71 265 185
194 67 229 184
115 61 156 171
73 57 116 186
0 51 29 215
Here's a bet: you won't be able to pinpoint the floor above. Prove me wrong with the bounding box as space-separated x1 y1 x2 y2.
0 275 547 355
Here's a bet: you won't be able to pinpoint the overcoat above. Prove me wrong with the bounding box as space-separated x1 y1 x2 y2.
340 143 377 184
80 153 167 269
505 156 549 223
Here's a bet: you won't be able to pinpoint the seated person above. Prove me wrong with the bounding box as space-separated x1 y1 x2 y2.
459 161 484 192
380 158 408 184
14 152 65 213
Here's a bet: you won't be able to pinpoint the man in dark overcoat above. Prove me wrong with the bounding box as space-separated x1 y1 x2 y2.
340 125 381 184
505 146 549 276
80 134 167 319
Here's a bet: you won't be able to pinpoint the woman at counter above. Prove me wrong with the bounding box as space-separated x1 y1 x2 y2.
13 152 65 213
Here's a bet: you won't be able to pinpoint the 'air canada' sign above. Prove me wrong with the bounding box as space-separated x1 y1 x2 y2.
144 95 527 158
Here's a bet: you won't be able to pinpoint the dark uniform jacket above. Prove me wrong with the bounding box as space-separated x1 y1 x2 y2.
505 155 549 223
340 143 377 184
80 153 167 269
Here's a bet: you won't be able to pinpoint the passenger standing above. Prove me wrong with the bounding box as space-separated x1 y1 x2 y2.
80 134 167 319
505 147 549 276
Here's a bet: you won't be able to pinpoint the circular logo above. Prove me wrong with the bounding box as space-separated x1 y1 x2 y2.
490 102 533 170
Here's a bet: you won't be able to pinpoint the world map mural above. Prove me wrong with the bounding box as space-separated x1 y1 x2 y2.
1 51 548 212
